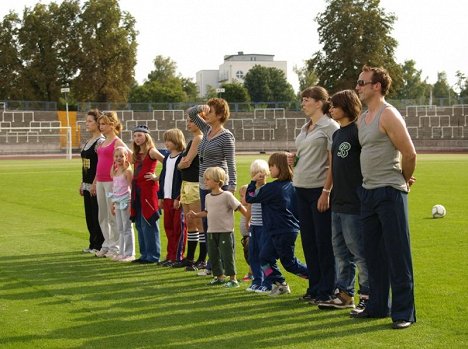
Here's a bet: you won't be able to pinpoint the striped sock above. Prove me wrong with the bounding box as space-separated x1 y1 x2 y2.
186 231 199 261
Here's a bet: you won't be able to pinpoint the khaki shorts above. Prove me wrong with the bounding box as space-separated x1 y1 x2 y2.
180 181 200 204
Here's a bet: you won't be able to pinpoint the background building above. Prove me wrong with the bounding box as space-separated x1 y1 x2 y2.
196 51 287 97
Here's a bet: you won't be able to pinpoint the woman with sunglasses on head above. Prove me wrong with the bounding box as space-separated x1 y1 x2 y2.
187 98 237 275
290 86 339 304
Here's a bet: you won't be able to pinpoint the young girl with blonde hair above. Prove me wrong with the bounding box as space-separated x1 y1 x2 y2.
109 146 135 262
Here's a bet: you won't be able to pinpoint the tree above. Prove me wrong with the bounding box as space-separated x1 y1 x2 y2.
73 0 137 102
243 65 295 102
305 0 402 95
128 55 194 103
432 72 455 98
395 60 429 101
220 82 250 103
455 71 468 98
0 12 22 100
294 64 318 92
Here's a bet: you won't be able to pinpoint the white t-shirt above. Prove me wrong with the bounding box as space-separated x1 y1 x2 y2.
205 191 241 233
163 155 179 199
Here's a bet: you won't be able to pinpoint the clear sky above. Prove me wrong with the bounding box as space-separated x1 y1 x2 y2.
1 0 467 92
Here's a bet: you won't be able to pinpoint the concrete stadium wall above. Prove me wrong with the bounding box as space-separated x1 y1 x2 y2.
1 109 467 155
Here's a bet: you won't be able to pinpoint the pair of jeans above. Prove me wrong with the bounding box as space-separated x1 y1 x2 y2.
259 232 308 285
249 225 271 289
134 208 161 263
360 186 416 322
83 189 104 250
331 212 369 296
115 206 135 257
295 187 335 301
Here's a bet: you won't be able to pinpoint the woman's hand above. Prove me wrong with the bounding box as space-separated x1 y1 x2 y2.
90 183 96 196
317 191 330 212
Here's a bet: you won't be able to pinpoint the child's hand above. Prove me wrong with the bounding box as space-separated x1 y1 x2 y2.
174 199 180 210
187 210 197 219
111 204 116 216
144 172 158 181
158 199 164 209
252 172 265 182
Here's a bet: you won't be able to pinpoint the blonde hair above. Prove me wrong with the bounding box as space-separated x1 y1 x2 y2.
239 184 248 197
132 132 155 163
268 152 293 181
203 167 226 187
111 146 131 176
98 111 122 134
250 159 270 177
163 128 186 152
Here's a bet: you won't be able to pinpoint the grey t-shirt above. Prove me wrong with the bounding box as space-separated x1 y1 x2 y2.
293 115 339 188
205 191 241 233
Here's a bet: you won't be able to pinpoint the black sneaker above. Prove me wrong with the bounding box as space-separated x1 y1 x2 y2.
185 264 198 271
350 296 368 316
172 259 191 268
298 293 316 303
195 260 207 269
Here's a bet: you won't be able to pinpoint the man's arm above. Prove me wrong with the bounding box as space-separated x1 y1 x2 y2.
381 108 417 184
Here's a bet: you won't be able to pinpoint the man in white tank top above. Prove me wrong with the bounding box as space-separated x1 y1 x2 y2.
353 65 417 330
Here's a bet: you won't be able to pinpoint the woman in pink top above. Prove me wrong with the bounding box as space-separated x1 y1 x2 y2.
94 111 130 258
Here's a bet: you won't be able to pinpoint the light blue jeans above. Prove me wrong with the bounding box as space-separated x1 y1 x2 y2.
331 212 369 296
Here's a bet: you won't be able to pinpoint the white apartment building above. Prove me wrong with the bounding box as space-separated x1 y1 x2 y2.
196 52 287 97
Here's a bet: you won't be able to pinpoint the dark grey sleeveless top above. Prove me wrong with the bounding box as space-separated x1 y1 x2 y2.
358 103 407 192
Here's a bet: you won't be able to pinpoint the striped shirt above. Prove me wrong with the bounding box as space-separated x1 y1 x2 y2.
250 202 263 226
188 106 237 190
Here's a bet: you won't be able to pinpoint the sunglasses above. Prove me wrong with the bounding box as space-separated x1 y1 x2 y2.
356 80 374 87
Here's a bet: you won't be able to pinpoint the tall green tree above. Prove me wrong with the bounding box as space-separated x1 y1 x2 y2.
243 65 295 102
128 55 195 103
294 64 318 93
432 72 455 98
395 60 429 101
73 0 137 102
0 12 22 100
455 71 468 98
304 0 402 95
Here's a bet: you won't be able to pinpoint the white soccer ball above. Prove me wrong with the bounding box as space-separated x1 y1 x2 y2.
432 204 446 218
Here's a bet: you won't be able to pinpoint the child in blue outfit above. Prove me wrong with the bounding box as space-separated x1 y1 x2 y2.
245 152 308 296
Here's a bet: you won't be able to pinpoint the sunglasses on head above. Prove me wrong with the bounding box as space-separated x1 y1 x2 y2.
356 80 374 87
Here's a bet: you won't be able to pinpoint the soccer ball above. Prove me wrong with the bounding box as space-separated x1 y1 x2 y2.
432 204 446 218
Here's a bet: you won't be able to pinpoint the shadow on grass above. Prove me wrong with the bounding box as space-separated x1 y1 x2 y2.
0 251 394 348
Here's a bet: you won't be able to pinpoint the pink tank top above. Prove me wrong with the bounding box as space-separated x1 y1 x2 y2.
96 138 118 182
112 173 130 196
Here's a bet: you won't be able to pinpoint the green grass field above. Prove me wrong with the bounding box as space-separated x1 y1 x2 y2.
0 154 467 348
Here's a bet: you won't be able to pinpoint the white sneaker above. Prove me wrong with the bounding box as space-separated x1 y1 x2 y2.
197 269 212 276
112 254 124 261
104 251 116 258
255 286 271 295
269 282 291 296
246 284 258 292
82 248 92 253
95 249 107 258
120 256 136 262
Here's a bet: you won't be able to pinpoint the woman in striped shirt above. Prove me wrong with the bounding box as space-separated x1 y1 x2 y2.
187 98 237 273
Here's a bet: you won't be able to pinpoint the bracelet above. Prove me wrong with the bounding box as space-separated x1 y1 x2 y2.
322 188 331 193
